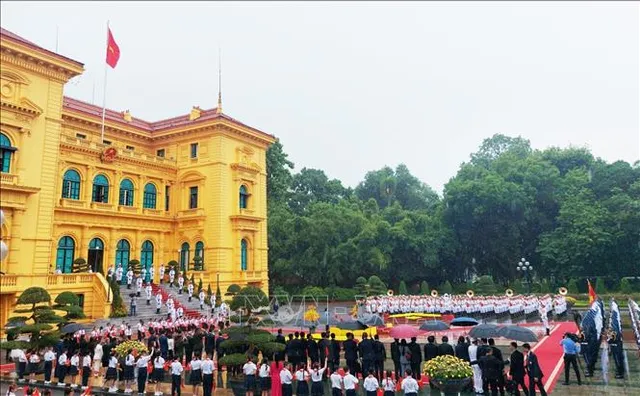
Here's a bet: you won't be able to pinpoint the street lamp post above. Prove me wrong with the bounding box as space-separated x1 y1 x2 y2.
516 257 533 294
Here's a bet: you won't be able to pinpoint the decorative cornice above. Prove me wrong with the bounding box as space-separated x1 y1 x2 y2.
230 162 261 174
0 49 78 82
59 141 178 173
0 97 43 118
54 206 176 225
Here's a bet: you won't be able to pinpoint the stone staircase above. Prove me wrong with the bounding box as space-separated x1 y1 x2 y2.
116 282 202 320
157 281 214 316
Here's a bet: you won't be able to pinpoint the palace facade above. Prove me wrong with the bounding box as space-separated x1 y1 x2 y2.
0 27 274 329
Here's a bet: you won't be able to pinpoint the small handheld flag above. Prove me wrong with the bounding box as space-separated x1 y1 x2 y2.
587 280 597 304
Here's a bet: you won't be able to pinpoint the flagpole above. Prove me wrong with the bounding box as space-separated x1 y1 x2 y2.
100 21 110 144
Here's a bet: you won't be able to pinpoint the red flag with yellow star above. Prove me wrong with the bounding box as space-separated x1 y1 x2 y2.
587 279 597 304
106 28 120 68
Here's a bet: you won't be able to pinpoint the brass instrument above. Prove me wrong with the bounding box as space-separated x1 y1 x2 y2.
466 290 475 298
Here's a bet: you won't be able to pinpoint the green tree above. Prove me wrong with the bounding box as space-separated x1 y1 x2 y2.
266 139 294 208
129 259 141 275
368 275 387 296
595 277 607 293
398 280 408 295
354 277 368 296
7 287 65 348
198 278 203 294
215 284 222 307
473 276 497 295
619 278 632 294
72 258 89 273
230 286 269 312
227 284 241 296
207 284 213 298
53 291 85 320
440 281 453 295
567 278 579 294
420 281 430 295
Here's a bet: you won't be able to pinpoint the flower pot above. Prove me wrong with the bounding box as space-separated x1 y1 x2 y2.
431 377 472 395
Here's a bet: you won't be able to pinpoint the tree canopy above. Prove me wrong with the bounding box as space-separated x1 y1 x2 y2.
267 134 640 294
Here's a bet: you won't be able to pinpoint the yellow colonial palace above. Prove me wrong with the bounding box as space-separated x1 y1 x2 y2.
0 27 274 329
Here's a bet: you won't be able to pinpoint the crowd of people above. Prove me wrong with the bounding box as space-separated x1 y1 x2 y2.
9 320 557 396
361 293 567 318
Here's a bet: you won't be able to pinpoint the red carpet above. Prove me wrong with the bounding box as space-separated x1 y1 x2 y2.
530 321 578 394
151 284 201 318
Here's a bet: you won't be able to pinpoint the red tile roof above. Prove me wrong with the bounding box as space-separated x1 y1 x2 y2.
0 27 84 67
63 96 274 139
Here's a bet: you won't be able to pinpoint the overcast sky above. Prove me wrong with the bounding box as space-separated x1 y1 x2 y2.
2 1 638 193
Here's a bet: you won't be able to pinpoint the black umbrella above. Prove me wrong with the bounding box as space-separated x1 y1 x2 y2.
450 317 480 327
419 320 450 331
336 321 368 330
469 324 501 339
61 323 85 334
498 326 538 342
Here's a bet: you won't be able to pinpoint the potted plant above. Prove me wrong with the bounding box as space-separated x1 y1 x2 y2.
218 326 285 393
423 355 473 395
193 255 203 271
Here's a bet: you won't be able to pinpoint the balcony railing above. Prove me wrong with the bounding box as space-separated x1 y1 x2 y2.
59 198 87 208
0 173 18 185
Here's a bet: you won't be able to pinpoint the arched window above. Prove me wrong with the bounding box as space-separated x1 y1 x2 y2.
62 169 81 200
141 240 154 282
119 179 134 206
240 239 248 271
143 183 157 209
88 238 104 274
239 185 249 209
92 174 110 203
56 236 75 273
195 241 204 269
115 239 130 280
180 242 190 272
0 133 16 173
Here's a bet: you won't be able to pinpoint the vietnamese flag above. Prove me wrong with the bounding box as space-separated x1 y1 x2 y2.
587 280 597 304
106 28 120 68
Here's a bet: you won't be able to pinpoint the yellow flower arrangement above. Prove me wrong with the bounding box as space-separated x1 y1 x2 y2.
114 340 148 358
304 305 320 322
423 355 473 380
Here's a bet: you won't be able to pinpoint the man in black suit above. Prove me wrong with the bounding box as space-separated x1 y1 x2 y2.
488 338 505 396
373 334 386 380
408 337 422 379
424 335 439 387
343 332 359 375
479 348 502 396
523 343 547 396
358 333 375 376
300 332 309 363
438 336 455 356
477 338 491 394
306 333 319 364
275 329 286 362
508 342 529 396
329 333 341 373
455 336 470 362
390 338 401 379
285 333 297 367
318 332 330 364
